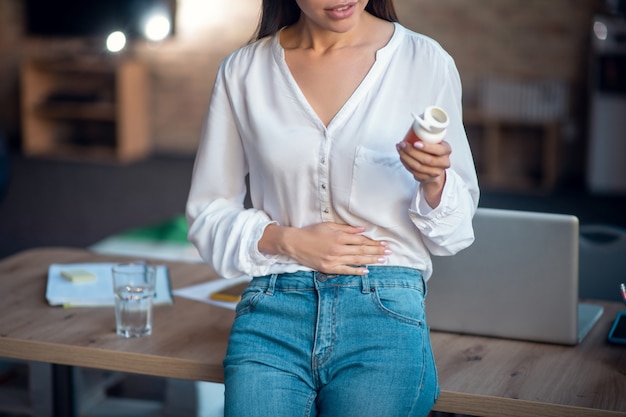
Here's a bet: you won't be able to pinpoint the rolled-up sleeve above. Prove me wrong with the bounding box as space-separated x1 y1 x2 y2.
410 170 476 255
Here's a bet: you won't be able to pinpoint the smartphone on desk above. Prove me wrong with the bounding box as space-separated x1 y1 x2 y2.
608 311 626 345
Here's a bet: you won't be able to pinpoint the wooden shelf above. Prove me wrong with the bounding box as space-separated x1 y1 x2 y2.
464 108 561 192
27 57 120 73
35 102 116 121
20 57 151 163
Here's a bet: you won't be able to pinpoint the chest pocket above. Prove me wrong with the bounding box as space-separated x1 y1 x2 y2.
349 146 417 229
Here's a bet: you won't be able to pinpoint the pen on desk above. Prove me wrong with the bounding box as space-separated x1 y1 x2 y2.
620 283 626 306
209 293 242 303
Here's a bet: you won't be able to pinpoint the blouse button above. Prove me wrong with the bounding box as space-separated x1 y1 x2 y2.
323 208 330 214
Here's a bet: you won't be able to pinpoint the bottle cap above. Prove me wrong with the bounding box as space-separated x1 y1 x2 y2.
411 106 449 144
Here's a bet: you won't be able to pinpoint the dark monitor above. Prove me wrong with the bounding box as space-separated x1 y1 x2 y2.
24 0 176 40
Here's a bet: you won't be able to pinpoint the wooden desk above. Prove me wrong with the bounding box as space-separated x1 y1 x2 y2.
1 247 625 417
0 247 230 382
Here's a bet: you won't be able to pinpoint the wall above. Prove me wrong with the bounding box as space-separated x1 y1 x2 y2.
0 0 606 170
400 0 600 80
133 0 262 153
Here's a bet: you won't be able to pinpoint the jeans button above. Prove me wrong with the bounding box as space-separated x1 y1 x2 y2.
317 273 328 282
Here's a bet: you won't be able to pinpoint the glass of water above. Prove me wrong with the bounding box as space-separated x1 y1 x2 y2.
112 262 156 338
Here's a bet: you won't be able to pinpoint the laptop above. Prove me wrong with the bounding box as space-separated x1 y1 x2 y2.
426 207 604 345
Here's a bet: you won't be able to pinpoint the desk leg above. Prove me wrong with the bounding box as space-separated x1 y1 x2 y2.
52 364 76 417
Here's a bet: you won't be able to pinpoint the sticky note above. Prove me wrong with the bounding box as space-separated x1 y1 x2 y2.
60 269 97 283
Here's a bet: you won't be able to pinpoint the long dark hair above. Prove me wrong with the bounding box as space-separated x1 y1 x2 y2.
254 0 398 40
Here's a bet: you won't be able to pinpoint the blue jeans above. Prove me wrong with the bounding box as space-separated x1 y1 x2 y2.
223 266 440 417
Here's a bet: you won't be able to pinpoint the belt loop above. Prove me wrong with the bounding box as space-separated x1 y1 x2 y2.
266 273 278 296
421 273 427 297
361 271 370 294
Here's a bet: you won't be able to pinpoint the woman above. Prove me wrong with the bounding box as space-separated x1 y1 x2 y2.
186 0 479 415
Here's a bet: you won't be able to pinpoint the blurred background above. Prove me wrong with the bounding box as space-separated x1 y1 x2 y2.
1 0 626 257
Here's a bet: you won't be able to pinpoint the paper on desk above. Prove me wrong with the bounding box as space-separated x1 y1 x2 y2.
46 263 173 307
172 275 252 310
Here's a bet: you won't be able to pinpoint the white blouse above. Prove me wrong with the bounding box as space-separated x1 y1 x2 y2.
186 22 480 280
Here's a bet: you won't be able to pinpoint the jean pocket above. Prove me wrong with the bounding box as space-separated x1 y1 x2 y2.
235 288 266 318
370 285 425 326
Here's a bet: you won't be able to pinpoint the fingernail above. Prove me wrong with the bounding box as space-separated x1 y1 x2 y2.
380 241 389 247
384 249 392 255
413 141 425 149
397 142 406 150
377 257 387 264
362 268 370 275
